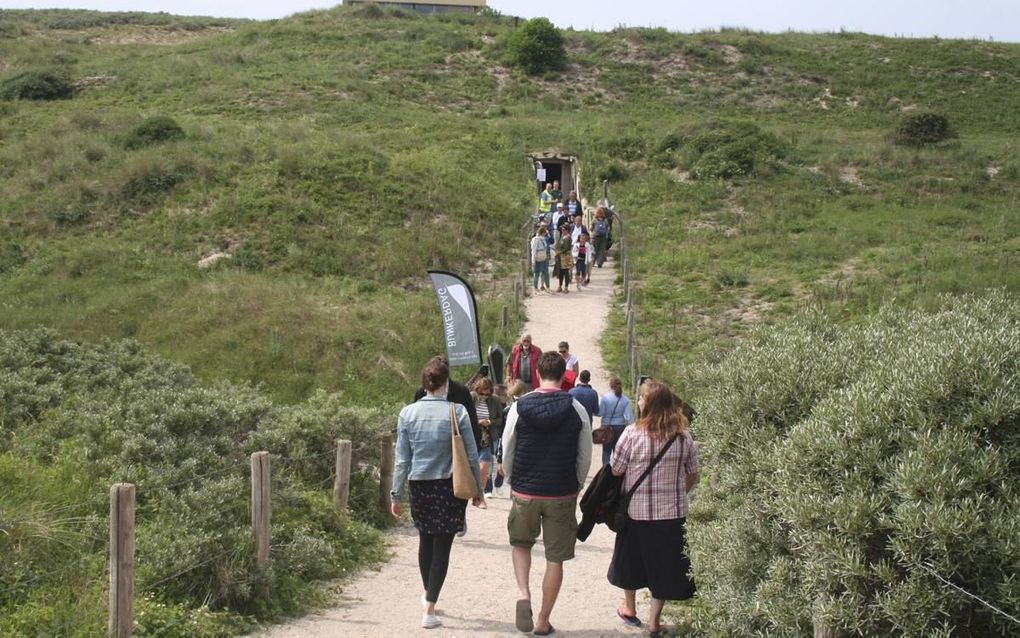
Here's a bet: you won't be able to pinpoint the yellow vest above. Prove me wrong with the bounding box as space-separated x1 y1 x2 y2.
539 190 553 213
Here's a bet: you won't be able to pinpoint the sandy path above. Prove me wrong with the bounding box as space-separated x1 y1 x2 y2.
258 261 645 637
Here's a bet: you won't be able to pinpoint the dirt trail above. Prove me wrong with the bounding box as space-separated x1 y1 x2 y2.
258 261 645 637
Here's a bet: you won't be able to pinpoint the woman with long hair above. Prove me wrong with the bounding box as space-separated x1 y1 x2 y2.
607 380 699 636
597 377 634 465
531 225 551 292
471 376 504 498
591 206 611 268
391 356 486 629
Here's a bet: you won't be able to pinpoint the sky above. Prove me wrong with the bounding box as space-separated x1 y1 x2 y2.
2 0 1019 42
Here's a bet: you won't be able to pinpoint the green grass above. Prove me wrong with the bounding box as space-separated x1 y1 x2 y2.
1 7 1019 632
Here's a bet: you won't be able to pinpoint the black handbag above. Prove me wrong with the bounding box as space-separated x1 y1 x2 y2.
607 435 679 534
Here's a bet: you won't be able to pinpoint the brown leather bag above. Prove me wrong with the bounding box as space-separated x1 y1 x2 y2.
592 426 616 446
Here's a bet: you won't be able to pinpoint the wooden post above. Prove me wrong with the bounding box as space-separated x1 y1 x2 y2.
514 281 520 317
333 439 353 511
623 258 630 290
814 596 838 637
630 347 639 395
250 451 271 580
380 433 394 515
626 308 635 356
521 258 529 292
109 483 135 638
626 286 633 315
501 305 509 331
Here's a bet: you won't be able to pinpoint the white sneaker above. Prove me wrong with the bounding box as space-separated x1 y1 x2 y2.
422 613 442 629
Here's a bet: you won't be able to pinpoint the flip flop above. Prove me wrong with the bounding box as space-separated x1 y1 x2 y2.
617 609 642 627
515 599 534 633
533 625 555 636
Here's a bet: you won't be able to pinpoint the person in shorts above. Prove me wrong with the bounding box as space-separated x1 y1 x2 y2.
501 352 593 635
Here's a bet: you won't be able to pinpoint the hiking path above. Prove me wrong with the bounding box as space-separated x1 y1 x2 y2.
257 261 645 637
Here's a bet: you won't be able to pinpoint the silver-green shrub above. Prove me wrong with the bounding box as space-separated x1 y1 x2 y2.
689 291 1020 635
0 329 391 633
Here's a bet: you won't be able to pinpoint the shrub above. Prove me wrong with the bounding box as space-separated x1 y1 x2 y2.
48 207 90 226
689 291 1020 635
668 120 789 179
893 112 954 147
0 329 390 634
121 115 185 150
506 17 567 75
0 70 73 101
596 161 628 183
119 155 192 201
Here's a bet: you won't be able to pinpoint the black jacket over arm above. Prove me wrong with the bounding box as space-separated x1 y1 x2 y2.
577 463 622 542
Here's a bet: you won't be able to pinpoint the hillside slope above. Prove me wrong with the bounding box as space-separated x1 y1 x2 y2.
1 6 1018 399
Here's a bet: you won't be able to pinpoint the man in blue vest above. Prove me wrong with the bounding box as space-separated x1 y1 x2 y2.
500 352 593 635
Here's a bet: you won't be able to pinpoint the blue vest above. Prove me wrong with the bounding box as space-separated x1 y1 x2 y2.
512 392 583 497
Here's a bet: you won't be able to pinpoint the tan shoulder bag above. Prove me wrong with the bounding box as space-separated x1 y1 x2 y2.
450 404 478 500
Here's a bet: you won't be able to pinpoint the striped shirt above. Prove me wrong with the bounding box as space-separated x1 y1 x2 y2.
610 427 699 520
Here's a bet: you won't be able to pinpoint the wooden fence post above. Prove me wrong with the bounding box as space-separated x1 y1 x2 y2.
109 483 135 638
250 451 271 590
814 596 838 637
521 258 529 292
626 308 635 356
333 439 353 511
513 281 520 317
380 433 394 515
631 347 639 395
501 305 509 331
623 258 630 290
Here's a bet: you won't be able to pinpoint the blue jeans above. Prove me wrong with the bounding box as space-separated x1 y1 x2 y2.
575 258 587 281
533 260 550 289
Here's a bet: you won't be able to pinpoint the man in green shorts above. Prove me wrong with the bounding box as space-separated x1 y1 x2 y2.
500 351 593 635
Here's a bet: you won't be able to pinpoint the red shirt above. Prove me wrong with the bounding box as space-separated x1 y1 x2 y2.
560 369 577 390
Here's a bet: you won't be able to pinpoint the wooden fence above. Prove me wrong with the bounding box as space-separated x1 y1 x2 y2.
104 435 394 636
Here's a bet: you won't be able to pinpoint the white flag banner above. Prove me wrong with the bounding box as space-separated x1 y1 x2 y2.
428 271 482 367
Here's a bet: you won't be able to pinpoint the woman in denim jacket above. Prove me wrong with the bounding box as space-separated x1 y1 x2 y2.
391 356 486 629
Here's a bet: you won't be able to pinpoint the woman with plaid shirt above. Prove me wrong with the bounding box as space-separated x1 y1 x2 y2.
607 380 700 636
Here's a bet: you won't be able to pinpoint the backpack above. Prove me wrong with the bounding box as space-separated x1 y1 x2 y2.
594 219 608 237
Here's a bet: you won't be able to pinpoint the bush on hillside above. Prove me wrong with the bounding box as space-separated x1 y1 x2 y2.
506 17 567 75
0 329 390 635
653 120 789 179
0 70 73 101
121 115 185 149
893 111 955 147
688 291 1020 635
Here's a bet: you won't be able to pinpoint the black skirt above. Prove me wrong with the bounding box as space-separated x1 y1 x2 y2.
607 517 696 601
408 478 467 535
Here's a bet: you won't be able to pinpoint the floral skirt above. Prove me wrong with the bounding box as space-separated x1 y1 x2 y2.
409 478 467 535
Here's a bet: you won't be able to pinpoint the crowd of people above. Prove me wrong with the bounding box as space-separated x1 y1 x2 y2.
392 349 699 636
531 181 614 293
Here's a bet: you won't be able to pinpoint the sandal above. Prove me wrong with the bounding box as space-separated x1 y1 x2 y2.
617 609 642 627
515 599 534 633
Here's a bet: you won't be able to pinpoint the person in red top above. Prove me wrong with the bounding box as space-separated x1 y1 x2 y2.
506 333 542 390
608 380 700 636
